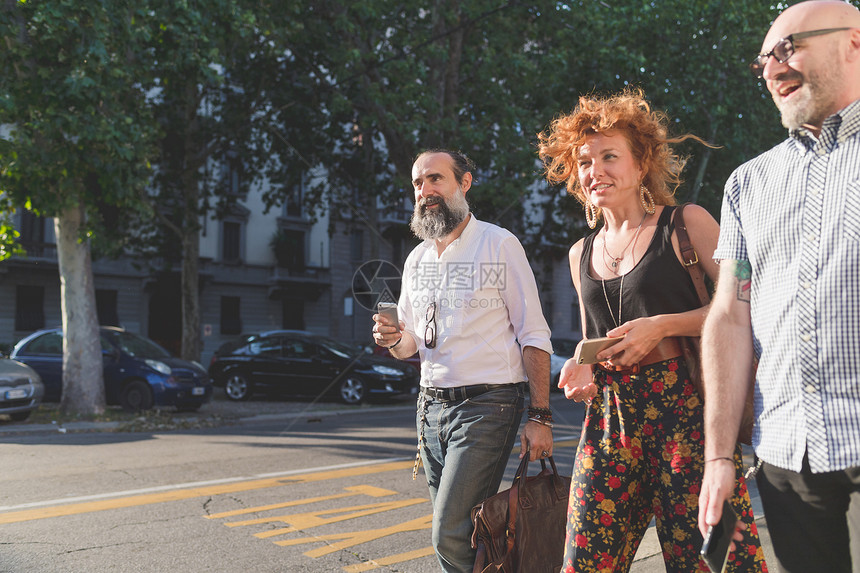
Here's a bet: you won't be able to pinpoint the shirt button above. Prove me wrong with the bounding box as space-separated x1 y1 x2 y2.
805 384 816 394
800 333 812 342
806 233 817 242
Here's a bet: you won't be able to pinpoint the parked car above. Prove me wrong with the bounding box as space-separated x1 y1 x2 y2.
371 344 421 372
11 327 212 412
209 330 420 404
0 358 45 422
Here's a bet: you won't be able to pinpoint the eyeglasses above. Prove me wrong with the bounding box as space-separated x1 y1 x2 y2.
749 27 851 78
424 301 437 349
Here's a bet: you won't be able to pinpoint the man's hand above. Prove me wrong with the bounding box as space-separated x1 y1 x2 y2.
372 313 403 349
698 458 746 548
520 421 553 460
558 358 597 402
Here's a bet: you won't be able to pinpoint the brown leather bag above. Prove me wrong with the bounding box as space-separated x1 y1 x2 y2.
673 204 756 445
470 455 570 573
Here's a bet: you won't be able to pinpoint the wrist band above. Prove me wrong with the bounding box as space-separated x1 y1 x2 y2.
705 456 734 464
387 336 402 350
528 406 552 416
527 417 554 428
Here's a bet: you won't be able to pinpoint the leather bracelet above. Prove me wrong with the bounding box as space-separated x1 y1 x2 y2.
705 457 734 464
527 411 553 425
528 406 552 416
527 417 554 428
387 336 402 350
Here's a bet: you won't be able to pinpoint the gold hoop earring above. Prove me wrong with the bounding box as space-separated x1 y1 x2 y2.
639 184 656 215
585 200 598 229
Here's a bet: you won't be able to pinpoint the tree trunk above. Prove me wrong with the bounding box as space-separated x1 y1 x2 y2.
55 204 105 415
181 227 200 362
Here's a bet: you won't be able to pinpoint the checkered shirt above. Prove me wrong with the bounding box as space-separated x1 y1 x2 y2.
715 98 860 473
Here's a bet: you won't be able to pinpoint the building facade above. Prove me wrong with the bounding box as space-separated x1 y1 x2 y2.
0 183 581 367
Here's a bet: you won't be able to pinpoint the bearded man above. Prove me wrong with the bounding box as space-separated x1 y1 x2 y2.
372 149 553 573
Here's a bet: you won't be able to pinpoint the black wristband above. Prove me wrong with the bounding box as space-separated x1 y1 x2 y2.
528 406 552 417
387 336 402 350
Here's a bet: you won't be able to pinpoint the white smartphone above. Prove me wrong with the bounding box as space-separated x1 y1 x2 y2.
572 336 624 365
377 302 399 328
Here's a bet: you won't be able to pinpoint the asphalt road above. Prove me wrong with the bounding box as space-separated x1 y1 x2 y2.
0 393 776 572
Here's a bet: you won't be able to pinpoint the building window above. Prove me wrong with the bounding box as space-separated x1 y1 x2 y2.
220 152 243 197
220 296 241 335
283 299 304 330
272 229 305 270
222 221 242 262
286 181 303 218
15 285 44 332
96 289 120 326
19 211 45 244
350 230 364 262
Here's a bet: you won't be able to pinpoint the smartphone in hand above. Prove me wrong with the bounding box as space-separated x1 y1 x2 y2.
377 302 400 330
700 499 738 573
572 336 624 365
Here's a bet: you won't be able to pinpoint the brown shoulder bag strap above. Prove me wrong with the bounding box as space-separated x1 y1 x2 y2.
672 204 710 306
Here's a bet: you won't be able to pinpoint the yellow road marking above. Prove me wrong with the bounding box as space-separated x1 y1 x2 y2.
206 485 398 519
239 499 427 539
0 461 413 525
274 513 434 558
342 546 437 572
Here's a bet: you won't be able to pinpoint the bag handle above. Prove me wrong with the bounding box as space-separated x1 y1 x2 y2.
672 203 710 306
504 454 563 556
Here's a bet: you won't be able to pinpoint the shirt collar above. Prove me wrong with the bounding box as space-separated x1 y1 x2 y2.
423 213 477 256
790 98 860 152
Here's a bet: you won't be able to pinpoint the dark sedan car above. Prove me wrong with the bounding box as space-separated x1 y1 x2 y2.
209 330 419 404
11 327 212 412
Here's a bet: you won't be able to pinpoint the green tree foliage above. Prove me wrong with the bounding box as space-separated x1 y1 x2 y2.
0 0 157 414
128 0 269 362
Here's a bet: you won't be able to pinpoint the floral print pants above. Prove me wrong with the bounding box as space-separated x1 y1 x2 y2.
562 358 768 573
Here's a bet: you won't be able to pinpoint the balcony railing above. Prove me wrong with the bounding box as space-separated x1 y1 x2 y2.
268 265 331 285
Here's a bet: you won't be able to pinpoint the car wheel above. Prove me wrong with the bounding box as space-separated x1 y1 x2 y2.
9 411 31 422
339 376 366 405
223 372 252 401
120 380 154 412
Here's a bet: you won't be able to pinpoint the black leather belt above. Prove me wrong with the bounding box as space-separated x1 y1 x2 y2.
420 382 524 402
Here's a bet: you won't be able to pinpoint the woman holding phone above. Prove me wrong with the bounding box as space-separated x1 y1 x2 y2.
538 88 765 572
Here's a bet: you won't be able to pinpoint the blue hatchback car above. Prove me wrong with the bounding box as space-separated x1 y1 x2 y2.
11 327 212 412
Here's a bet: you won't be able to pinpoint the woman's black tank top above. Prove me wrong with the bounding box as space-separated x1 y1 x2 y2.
579 206 701 338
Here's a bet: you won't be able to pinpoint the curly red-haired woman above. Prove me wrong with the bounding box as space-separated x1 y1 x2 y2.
539 88 767 573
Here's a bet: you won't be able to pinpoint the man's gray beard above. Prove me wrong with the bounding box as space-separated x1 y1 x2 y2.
409 189 470 241
777 55 843 131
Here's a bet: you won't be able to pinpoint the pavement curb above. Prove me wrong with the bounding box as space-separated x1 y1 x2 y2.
0 403 418 436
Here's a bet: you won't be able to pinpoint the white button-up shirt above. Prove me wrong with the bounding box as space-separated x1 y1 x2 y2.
398 215 552 388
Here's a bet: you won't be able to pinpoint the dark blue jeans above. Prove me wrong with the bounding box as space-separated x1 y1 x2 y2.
417 384 525 573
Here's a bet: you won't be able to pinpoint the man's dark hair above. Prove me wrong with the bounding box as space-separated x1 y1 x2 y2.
417 149 476 185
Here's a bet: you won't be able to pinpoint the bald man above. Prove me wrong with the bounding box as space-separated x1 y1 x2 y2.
698 2 860 571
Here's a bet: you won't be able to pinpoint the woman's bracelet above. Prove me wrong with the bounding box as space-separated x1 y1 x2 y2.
527 416 554 428
387 336 402 350
705 456 734 464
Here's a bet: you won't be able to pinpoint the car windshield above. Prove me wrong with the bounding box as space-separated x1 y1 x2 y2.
107 331 172 359
313 336 357 359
